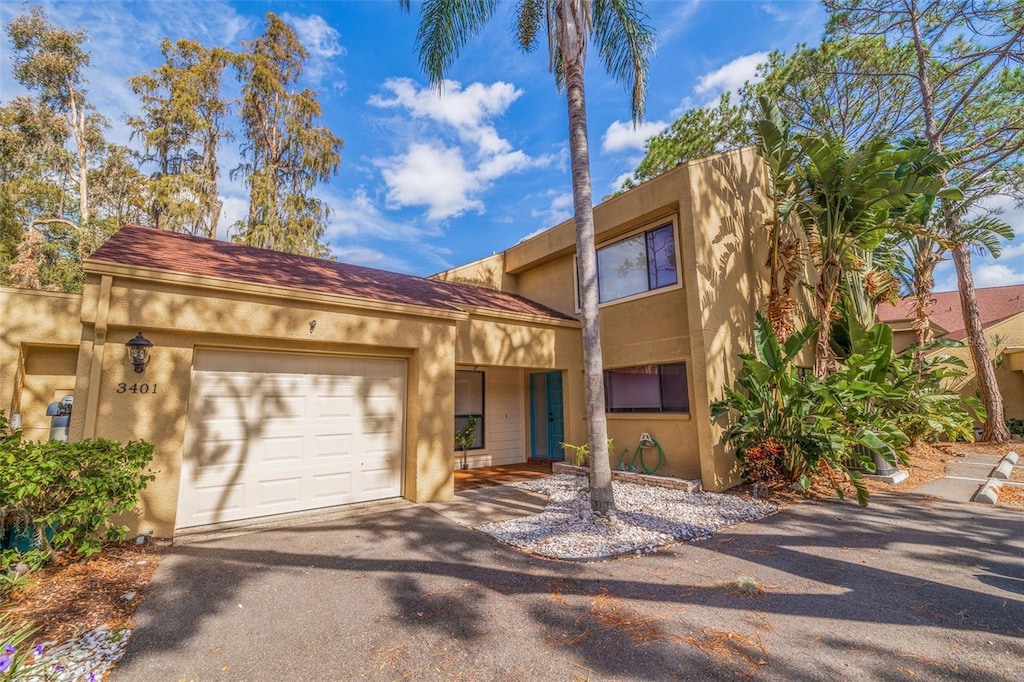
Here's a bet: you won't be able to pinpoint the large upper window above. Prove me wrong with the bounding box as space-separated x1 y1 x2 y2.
604 363 689 413
454 370 484 449
596 223 678 303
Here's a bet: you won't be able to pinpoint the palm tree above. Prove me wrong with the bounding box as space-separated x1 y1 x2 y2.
401 0 653 514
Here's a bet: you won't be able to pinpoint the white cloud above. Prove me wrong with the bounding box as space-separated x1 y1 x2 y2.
694 52 769 96
327 186 443 242
975 263 1024 288
369 78 522 155
368 79 553 221
218 195 249 240
280 13 346 88
530 191 574 229
601 119 668 154
657 1 704 46
611 171 635 191
378 142 484 220
331 246 415 273
325 188 453 272
281 14 345 59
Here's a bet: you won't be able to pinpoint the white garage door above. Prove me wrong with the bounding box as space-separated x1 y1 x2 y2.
177 349 406 529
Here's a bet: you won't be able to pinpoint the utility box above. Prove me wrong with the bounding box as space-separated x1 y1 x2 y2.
45 395 73 442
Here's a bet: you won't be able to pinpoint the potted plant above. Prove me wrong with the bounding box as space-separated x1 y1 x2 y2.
454 416 479 470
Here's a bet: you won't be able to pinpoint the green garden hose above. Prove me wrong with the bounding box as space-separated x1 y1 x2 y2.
618 435 666 475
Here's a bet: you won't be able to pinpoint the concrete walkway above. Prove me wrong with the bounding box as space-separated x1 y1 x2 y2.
909 452 1004 502
114 494 1023 681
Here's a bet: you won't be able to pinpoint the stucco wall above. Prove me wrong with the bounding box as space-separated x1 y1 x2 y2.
485 147 772 488
931 312 1024 423
0 287 83 437
18 347 78 442
68 272 464 536
516 255 577 316
430 253 515 292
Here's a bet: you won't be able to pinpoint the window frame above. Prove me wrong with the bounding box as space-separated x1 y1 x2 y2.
603 362 690 414
574 220 682 311
454 369 485 451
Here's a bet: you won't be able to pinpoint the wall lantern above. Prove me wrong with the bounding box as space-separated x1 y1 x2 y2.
125 332 153 373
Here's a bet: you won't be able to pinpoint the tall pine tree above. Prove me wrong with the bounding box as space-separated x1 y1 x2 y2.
232 13 343 257
128 39 233 238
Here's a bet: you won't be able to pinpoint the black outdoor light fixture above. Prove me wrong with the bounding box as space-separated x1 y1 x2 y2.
126 332 152 373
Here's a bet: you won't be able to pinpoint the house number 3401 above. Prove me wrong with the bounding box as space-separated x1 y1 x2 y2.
116 382 157 394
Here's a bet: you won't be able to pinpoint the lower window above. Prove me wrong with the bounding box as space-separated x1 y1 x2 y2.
454 370 484 449
604 362 689 413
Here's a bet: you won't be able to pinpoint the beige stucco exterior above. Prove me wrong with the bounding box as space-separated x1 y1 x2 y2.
51 264 579 536
887 308 1024 424
3 145 777 536
929 313 1024 423
1 287 83 441
435 146 774 489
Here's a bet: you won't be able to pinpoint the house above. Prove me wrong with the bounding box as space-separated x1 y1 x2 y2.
0 146 772 537
877 284 1024 420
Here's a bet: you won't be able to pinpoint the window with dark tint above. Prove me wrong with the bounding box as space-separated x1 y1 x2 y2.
604 362 689 413
596 223 678 303
454 370 484 449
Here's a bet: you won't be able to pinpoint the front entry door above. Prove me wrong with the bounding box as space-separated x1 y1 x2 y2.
529 371 565 460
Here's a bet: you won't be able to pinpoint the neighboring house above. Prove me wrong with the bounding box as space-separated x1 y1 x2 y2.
0 146 772 537
877 284 1024 420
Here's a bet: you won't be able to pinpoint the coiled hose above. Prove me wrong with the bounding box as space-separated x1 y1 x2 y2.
618 435 666 475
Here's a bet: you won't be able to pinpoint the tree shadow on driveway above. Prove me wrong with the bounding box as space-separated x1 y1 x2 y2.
114 494 1023 681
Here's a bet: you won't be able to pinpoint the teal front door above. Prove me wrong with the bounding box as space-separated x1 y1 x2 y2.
530 371 565 460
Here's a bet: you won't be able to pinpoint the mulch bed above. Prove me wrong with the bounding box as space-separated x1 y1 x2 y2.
1 541 164 646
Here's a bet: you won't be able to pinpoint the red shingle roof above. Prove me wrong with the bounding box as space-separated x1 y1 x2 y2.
88 225 575 322
877 284 1024 340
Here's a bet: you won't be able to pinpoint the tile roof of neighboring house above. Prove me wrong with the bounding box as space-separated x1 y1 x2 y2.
877 284 1024 341
88 225 576 322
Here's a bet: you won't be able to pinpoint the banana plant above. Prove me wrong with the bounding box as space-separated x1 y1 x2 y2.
755 99 961 376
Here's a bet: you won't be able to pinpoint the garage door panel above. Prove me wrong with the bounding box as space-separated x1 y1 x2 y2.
255 476 303 507
315 395 355 418
314 433 354 460
259 435 305 463
192 483 245 518
312 472 354 500
179 350 405 529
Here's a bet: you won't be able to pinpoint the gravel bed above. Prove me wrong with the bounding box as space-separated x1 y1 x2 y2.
21 625 130 682
476 474 778 561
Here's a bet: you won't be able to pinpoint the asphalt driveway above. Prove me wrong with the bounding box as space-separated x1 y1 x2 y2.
114 494 1023 681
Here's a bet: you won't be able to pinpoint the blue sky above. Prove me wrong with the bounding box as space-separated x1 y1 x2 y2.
1 0 1021 290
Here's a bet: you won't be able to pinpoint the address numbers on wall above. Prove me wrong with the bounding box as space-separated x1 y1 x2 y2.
116 383 157 394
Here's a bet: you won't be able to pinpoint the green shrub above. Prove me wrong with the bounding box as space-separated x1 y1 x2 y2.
0 412 155 559
1007 418 1024 438
712 314 983 505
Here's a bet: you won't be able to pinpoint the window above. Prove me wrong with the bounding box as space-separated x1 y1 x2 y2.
604 363 689 413
596 223 678 303
454 370 484 449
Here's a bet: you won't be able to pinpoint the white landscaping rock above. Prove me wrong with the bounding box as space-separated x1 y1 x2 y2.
27 625 131 682
476 474 778 561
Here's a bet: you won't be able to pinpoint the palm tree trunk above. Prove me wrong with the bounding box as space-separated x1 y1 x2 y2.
950 241 1009 443
561 3 614 515
814 265 840 377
